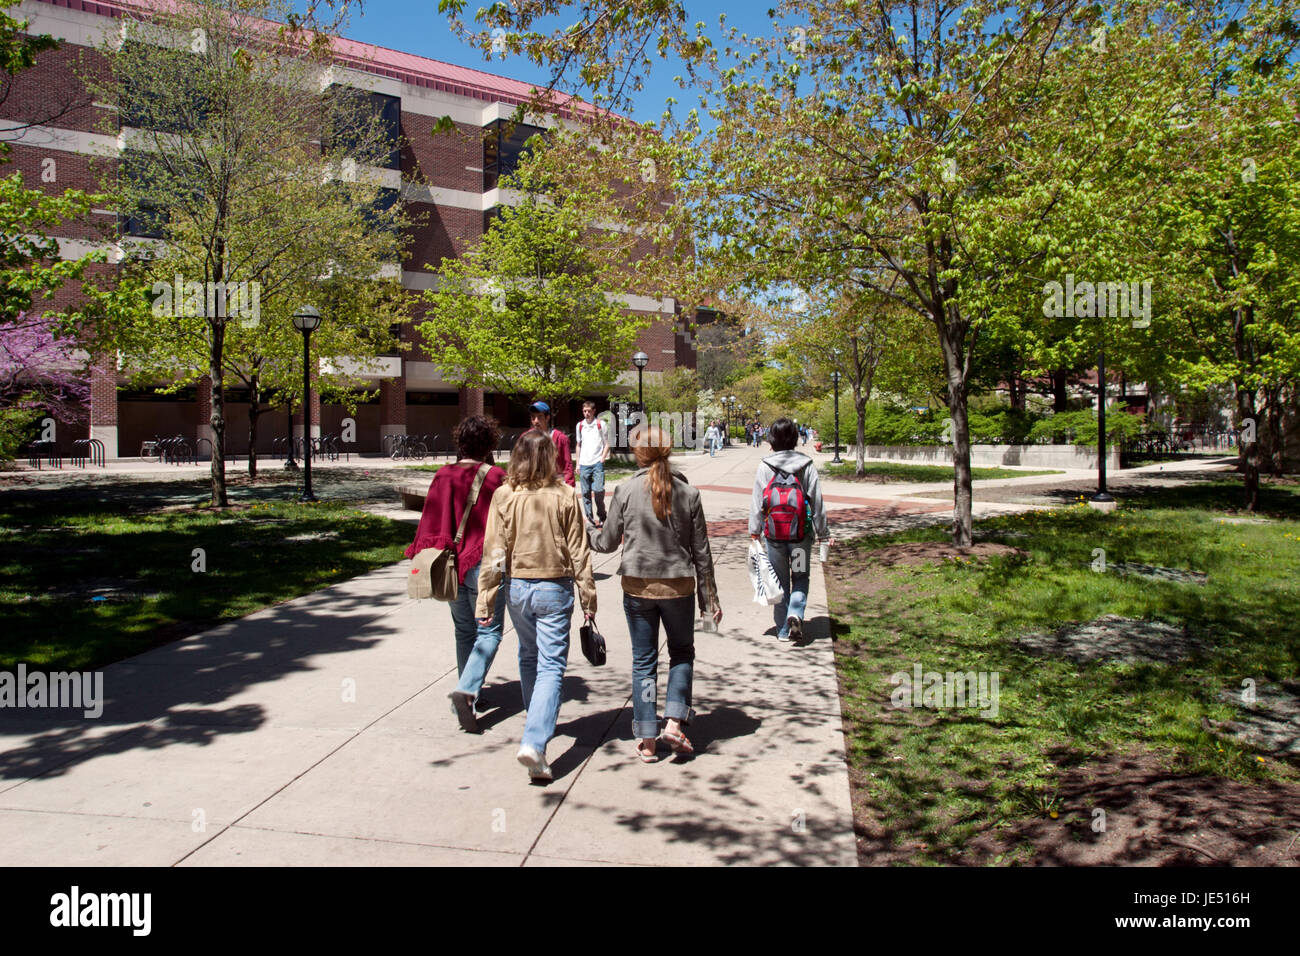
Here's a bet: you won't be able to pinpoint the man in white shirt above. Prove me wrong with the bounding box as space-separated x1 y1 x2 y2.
575 400 610 526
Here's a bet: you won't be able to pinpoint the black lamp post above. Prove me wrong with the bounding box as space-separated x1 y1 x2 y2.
831 370 843 464
632 351 649 416
1092 346 1114 506
292 305 322 502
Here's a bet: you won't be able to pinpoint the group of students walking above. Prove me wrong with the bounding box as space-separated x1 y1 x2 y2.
405 405 829 783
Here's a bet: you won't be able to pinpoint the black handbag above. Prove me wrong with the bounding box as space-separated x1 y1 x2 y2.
579 620 607 666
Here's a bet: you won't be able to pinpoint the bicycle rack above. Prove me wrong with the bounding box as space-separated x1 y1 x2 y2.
159 435 196 465
71 438 106 468
26 440 61 469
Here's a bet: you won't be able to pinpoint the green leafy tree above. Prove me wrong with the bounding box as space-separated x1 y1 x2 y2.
0 0 104 326
82 0 412 501
1135 11 1300 506
784 284 936 474
418 169 648 407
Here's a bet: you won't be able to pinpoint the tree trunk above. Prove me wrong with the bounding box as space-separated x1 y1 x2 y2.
247 373 260 479
854 385 866 477
938 326 973 548
1264 384 1284 477
1236 383 1260 512
1052 369 1069 413
209 321 228 507
947 383 973 547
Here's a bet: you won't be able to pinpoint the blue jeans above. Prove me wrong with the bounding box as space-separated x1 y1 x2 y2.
623 593 695 739
509 577 574 755
578 462 606 521
447 563 506 698
709 437 720 457
765 537 811 636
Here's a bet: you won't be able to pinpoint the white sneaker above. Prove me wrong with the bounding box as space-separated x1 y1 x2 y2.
516 745 553 782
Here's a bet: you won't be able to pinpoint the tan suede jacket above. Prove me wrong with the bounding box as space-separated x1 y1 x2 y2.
476 481 596 619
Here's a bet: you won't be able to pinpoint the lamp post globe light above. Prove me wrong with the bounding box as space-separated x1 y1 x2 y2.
632 350 649 418
292 305 322 502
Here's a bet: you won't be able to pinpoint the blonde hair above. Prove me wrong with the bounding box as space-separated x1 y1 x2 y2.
631 424 673 521
508 429 558 489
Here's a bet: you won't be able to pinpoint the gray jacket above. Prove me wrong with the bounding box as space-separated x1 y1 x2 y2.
749 450 831 539
588 468 719 612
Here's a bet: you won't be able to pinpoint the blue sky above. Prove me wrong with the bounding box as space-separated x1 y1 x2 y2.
338 1 786 125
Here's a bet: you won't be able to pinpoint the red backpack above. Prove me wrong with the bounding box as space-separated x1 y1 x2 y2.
762 466 808 541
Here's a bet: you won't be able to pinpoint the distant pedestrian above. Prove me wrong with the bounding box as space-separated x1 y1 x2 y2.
575 400 609 526
749 417 832 644
529 400 574 486
405 415 507 733
589 425 721 761
703 420 721 457
477 429 596 782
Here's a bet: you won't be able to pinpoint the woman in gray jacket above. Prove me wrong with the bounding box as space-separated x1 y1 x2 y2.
589 425 722 761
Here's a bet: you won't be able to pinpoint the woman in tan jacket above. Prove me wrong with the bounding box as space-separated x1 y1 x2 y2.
477 429 596 782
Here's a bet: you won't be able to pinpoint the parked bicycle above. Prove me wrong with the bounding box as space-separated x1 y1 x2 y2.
388 433 428 460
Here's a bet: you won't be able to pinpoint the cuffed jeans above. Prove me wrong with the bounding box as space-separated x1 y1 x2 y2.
623 593 695 739
447 562 507 699
578 462 606 522
765 537 811 637
509 577 574 755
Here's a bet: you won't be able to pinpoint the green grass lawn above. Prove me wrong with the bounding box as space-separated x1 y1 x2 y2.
823 461 1061 482
826 478 1300 864
0 499 412 671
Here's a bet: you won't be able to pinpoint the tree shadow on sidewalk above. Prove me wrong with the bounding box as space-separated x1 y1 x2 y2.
0 579 402 785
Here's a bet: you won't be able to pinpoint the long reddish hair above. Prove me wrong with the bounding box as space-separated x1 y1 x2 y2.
631 424 673 520
508 429 557 489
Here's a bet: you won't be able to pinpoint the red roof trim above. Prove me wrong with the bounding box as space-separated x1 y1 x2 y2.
32 0 605 118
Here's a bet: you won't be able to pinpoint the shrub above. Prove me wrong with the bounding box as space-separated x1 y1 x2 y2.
0 402 42 464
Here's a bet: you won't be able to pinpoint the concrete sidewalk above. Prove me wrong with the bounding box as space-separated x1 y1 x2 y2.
0 446 857 866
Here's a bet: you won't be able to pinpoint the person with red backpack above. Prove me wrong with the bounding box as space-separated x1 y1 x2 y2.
529 401 574 486
749 417 832 644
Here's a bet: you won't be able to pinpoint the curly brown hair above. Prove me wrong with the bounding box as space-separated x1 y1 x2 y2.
454 415 500 462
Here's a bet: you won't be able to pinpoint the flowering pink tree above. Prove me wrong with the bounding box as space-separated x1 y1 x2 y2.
0 312 90 423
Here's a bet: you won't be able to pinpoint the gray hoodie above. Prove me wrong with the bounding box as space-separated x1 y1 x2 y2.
749 450 830 540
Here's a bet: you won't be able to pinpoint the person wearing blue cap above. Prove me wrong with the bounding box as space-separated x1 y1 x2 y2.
530 401 574 486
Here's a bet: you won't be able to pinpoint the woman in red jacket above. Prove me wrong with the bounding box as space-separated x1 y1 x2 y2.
404 415 507 733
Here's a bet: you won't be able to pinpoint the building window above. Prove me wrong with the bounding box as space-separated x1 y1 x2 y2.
118 40 209 134
366 186 400 231
483 119 545 190
118 151 171 238
325 86 402 171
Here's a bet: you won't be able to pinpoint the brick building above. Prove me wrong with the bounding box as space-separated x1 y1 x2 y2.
4 0 696 458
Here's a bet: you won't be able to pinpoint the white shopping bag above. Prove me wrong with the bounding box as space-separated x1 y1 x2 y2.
748 539 785 606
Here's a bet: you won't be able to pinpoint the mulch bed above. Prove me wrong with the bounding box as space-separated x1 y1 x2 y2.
960 750 1300 866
